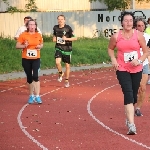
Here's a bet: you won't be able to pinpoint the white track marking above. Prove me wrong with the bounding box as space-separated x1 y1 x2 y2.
1 90 6 92
0 79 55 93
17 75 105 149
0 85 25 92
17 104 48 150
13 72 150 149
17 86 65 150
87 84 150 149
0 71 109 93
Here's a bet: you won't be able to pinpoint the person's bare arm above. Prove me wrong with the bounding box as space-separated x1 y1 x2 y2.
62 36 77 41
108 33 119 70
14 27 22 41
53 36 56 42
108 33 117 58
16 40 28 49
16 42 25 49
35 43 43 49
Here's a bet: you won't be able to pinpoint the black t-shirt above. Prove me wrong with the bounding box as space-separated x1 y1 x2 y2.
53 25 74 52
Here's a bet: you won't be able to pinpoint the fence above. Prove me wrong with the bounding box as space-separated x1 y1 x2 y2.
0 9 150 38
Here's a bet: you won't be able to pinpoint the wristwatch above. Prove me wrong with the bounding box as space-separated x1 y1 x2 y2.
137 59 143 64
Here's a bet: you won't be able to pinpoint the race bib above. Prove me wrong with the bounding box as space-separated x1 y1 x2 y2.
26 49 37 57
124 51 138 63
57 37 65 44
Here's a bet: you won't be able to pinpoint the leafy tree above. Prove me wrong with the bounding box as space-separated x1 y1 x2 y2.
1 0 38 12
89 0 150 11
25 0 38 12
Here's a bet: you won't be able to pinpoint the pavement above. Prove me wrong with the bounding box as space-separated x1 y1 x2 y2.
0 63 112 81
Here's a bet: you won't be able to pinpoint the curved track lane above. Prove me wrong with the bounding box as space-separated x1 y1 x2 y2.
1 68 150 150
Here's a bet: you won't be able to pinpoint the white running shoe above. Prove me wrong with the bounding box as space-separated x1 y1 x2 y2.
58 72 64 82
127 123 137 135
65 81 70 88
147 80 150 85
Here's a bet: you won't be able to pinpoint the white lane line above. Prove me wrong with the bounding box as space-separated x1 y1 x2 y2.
87 84 150 149
17 104 48 150
17 87 64 150
17 75 106 149
0 71 109 93
1 90 6 92
0 79 54 93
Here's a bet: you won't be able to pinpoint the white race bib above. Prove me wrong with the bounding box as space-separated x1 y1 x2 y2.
57 37 65 44
124 51 138 63
26 49 37 57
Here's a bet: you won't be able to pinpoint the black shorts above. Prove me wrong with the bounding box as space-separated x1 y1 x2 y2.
55 50 71 64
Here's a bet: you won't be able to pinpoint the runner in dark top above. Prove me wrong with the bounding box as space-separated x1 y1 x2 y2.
53 14 77 87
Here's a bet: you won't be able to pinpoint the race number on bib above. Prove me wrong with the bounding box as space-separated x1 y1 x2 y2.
124 51 138 63
57 37 65 44
26 49 37 57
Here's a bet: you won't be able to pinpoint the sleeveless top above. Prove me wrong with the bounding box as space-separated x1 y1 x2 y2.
116 29 142 73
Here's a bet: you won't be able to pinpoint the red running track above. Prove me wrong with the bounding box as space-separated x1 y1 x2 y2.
0 67 150 150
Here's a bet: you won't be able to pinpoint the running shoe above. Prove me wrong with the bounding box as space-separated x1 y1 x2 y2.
58 72 64 82
147 80 150 85
28 96 34 104
65 81 70 88
35 96 42 104
127 123 137 135
135 109 143 116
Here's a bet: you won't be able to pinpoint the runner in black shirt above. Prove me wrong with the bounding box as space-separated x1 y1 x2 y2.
53 15 77 87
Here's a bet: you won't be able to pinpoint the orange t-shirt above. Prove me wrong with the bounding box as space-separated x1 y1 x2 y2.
17 32 43 59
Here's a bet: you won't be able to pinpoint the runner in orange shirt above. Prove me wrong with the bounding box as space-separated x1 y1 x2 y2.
16 19 43 104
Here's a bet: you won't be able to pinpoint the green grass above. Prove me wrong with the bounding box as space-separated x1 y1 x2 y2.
72 37 110 65
0 36 110 74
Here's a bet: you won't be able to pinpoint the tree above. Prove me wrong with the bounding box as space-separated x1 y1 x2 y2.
89 0 150 11
1 0 38 12
25 0 38 12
